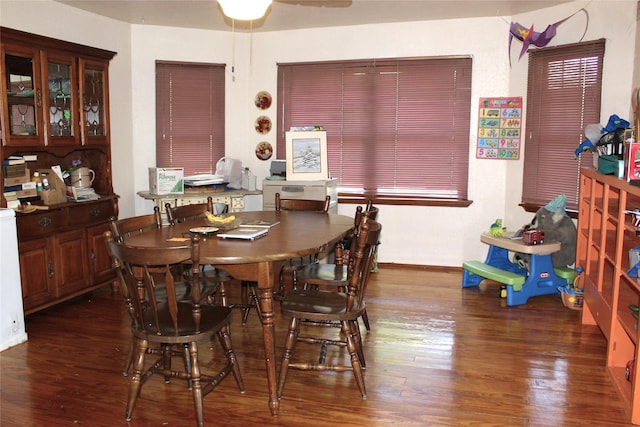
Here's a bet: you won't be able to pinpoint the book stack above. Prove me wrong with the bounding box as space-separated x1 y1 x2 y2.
3 155 38 209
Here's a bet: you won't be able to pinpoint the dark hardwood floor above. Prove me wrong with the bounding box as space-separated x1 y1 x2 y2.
1 266 635 426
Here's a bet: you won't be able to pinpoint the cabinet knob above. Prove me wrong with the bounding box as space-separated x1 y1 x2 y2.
36 88 42 107
38 217 52 228
89 208 101 217
48 260 54 279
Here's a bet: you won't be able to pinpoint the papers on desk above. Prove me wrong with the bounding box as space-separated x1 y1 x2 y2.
183 174 225 186
217 227 269 240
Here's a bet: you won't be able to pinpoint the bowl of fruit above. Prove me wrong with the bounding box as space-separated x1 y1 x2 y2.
204 211 241 231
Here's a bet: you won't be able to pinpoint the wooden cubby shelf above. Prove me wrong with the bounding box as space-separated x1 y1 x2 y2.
577 167 640 424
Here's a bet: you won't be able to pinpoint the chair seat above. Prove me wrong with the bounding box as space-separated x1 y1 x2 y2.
274 192 331 299
280 257 318 276
298 264 347 287
202 265 232 280
280 290 364 322
152 280 220 304
134 304 233 344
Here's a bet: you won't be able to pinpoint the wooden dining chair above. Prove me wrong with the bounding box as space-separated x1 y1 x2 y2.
277 216 382 402
109 206 163 243
108 208 164 376
165 197 214 225
275 192 331 213
165 197 257 323
297 202 379 331
273 192 332 299
104 231 245 427
165 196 230 297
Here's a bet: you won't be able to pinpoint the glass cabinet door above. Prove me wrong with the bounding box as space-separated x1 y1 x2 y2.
80 59 109 144
2 45 44 146
45 53 78 145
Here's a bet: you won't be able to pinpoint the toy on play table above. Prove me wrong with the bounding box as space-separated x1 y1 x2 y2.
558 267 583 310
625 209 640 235
488 219 506 237
522 229 544 245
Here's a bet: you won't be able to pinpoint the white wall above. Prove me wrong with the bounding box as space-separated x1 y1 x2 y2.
1 0 637 268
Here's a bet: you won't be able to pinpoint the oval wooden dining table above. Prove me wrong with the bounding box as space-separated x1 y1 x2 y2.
123 209 354 416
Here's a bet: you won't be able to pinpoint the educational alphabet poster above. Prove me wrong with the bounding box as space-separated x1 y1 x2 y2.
476 97 522 160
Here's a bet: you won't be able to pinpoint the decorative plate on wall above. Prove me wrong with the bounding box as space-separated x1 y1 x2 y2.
255 141 273 160
255 116 272 134
255 91 272 110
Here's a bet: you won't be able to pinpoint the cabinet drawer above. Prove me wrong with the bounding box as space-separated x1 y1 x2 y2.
17 209 67 239
71 199 115 226
263 179 337 209
263 184 325 203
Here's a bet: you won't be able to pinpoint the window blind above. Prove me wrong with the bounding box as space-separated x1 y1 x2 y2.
277 57 472 200
522 39 605 211
156 61 225 176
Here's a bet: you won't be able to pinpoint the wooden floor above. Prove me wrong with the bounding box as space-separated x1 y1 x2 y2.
1 266 636 427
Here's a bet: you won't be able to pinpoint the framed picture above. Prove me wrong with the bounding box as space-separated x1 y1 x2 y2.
285 131 328 181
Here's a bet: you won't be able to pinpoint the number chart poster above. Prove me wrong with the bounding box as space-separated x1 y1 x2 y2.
476 97 522 160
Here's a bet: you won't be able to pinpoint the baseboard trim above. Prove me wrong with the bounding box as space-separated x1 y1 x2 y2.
377 262 461 272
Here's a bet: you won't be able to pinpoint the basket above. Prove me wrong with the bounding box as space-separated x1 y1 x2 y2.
558 286 584 310
204 214 241 231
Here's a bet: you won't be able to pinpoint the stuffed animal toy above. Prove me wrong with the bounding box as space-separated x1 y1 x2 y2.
516 194 577 269
489 219 505 237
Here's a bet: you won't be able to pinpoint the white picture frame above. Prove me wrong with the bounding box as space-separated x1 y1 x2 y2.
285 131 328 181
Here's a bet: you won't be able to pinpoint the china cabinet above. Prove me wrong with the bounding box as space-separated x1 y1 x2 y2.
577 167 640 424
0 27 118 314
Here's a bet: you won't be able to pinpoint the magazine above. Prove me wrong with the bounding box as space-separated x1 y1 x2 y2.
238 219 281 229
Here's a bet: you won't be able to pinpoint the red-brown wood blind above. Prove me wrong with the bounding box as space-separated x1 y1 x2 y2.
277 57 472 199
156 61 225 176
522 39 605 211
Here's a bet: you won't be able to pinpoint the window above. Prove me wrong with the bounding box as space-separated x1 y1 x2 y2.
522 40 605 212
277 57 472 204
155 61 225 176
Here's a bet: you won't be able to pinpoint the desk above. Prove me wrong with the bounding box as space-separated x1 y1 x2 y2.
124 210 353 415
462 232 571 306
137 189 262 215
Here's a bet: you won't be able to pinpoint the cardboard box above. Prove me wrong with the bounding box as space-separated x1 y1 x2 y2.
625 142 640 185
149 167 184 195
37 168 68 205
17 188 37 198
3 162 26 177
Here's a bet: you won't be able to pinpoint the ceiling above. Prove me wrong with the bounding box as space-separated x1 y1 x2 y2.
55 0 572 32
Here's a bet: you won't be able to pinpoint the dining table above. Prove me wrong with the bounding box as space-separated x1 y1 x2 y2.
123 209 354 416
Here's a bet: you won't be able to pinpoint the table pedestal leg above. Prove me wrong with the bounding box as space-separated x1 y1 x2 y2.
219 262 280 416
257 261 280 416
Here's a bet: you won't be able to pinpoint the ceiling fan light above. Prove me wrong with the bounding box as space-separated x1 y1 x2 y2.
218 0 273 21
